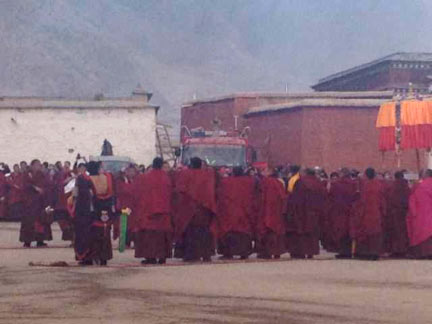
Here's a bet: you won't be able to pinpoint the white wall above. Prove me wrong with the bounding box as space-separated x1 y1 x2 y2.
2 107 156 166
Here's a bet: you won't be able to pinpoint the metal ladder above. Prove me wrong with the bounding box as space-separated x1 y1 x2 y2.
155 123 176 163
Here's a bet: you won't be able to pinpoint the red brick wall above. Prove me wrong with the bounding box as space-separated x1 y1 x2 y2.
234 97 297 135
180 99 237 136
181 96 297 136
246 109 304 167
247 106 421 172
301 107 420 172
181 97 422 172
300 107 378 170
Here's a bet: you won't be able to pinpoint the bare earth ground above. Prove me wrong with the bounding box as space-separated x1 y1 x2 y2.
1 223 432 324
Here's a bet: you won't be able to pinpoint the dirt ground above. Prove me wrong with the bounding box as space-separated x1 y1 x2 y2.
1 222 432 324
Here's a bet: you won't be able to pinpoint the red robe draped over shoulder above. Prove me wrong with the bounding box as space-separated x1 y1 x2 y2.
115 179 136 209
53 170 72 210
20 171 52 242
134 169 173 232
323 177 357 250
407 177 432 247
173 168 216 240
350 178 385 243
23 171 49 210
8 172 25 205
0 173 7 219
115 177 136 233
287 175 327 236
257 176 286 237
216 176 256 238
383 179 410 253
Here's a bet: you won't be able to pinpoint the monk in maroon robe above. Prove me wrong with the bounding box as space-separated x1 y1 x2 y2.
350 168 386 260
73 166 93 264
383 171 410 257
323 168 358 258
74 161 115 266
0 171 8 220
7 164 25 221
256 168 287 259
216 167 256 259
53 162 74 242
133 158 173 264
173 157 216 262
20 159 52 247
114 165 138 245
406 170 432 259
286 168 327 259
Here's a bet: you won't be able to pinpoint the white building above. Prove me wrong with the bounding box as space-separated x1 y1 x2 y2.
0 87 158 166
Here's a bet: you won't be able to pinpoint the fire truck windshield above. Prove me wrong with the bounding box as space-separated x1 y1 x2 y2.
181 144 246 167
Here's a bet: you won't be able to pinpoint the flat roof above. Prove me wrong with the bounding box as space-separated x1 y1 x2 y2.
0 97 158 110
182 90 394 107
245 98 388 116
313 52 432 87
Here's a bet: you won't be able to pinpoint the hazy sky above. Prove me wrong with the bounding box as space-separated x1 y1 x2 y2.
1 0 432 124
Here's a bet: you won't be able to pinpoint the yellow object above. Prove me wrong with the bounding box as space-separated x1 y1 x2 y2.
401 100 432 125
376 99 432 127
121 208 132 215
288 173 300 193
376 101 396 127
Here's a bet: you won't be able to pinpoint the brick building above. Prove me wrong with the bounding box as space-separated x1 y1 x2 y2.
180 53 432 172
244 97 421 172
312 52 432 94
181 91 423 171
181 91 390 135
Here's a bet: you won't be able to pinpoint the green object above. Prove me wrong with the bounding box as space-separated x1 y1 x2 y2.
119 212 128 253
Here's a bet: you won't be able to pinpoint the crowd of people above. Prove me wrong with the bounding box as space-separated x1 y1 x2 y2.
0 156 431 266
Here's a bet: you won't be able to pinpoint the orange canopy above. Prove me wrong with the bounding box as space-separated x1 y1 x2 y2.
376 99 432 151
376 102 396 128
376 100 432 128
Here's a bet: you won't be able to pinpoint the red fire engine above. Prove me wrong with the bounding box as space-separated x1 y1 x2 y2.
178 123 256 169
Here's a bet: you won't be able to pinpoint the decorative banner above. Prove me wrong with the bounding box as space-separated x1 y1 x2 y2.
376 99 432 151
376 102 396 128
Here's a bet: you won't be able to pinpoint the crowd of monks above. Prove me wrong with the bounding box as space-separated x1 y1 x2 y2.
1 157 432 266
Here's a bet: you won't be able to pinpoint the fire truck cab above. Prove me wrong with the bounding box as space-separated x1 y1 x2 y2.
178 126 255 169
